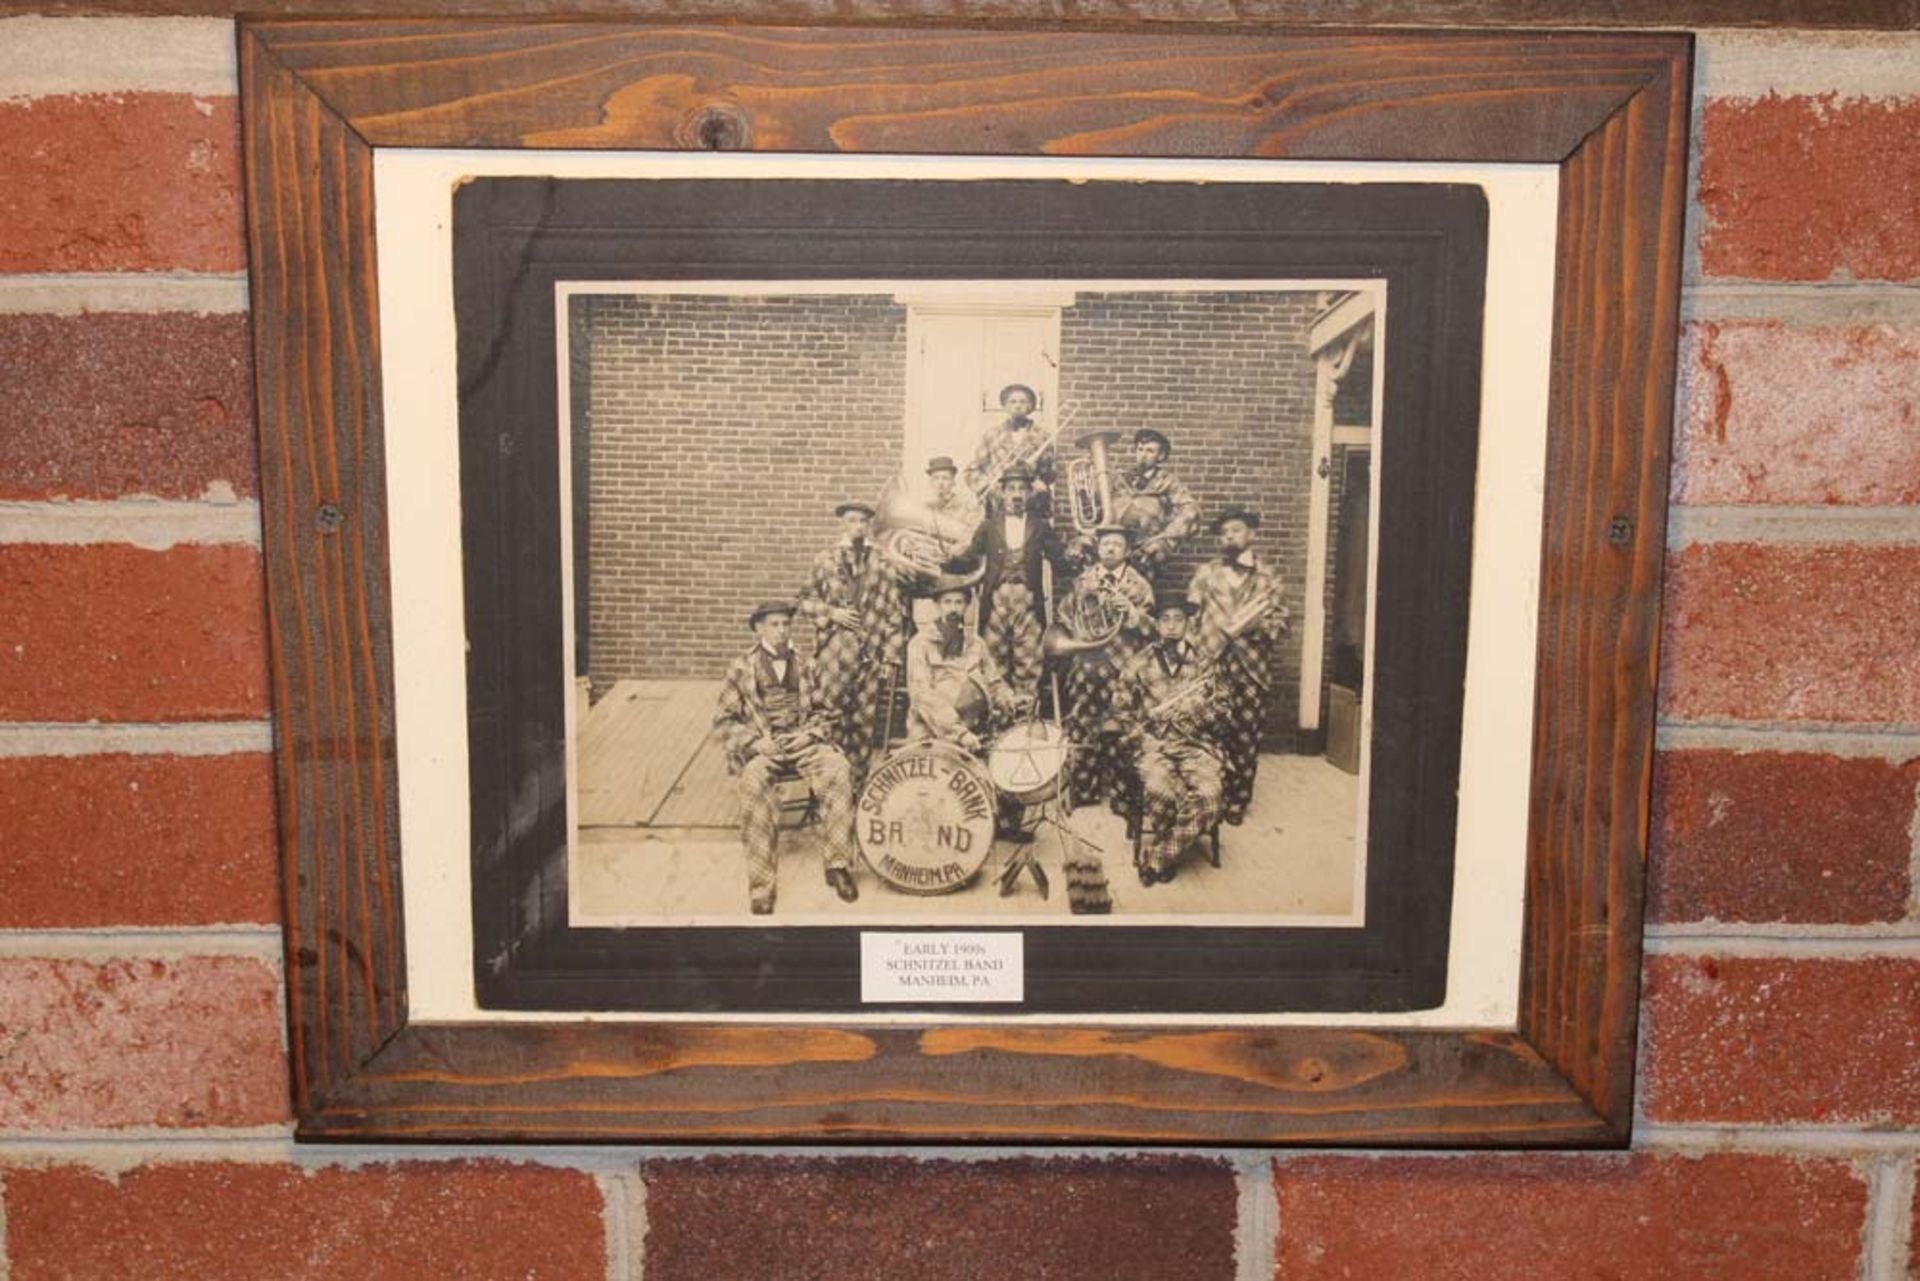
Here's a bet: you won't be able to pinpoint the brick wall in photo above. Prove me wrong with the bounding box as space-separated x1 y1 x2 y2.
583 288 1322 752
580 292 908 684
3 18 1918 1281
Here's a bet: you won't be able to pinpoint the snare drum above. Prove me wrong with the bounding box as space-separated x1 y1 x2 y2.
986 718 1069 807
855 740 999 895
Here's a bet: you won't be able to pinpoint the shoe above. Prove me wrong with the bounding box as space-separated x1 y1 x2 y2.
1157 864 1179 883
1138 865 1158 886
750 897 775 916
826 867 860 903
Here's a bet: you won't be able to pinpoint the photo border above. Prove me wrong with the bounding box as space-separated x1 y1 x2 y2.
241 20 1688 1144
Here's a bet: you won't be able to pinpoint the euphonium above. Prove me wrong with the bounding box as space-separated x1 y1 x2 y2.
873 479 982 579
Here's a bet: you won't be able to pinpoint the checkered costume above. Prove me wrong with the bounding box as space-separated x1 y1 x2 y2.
713 645 859 911
964 420 1057 508
1115 638 1227 876
1186 555 1291 825
798 537 916 780
1112 463 1201 571
1059 561 1155 805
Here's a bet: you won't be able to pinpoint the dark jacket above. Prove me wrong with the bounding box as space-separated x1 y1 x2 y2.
961 508 1068 636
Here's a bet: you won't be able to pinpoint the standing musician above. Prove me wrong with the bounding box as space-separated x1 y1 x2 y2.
964 383 1057 512
954 463 1066 710
923 454 983 540
798 499 921 781
1115 596 1227 885
905 583 1016 753
1112 428 1201 571
1059 525 1156 806
713 600 861 913
1185 506 1292 827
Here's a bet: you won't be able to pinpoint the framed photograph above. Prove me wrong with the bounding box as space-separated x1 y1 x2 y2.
243 20 1689 1143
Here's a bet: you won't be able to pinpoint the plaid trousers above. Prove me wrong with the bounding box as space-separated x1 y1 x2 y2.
1138 736 1223 874
735 742 858 909
984 580 1044 707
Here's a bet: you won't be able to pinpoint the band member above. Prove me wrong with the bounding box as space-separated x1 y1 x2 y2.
713 601 861 913
1112 428 1201 570
924 455 983 542
798 498 919 780
1059 525 1155 806
1115 597 1226 884
905 584 1015 753
955 463 1066 709
1185 506 1291 826
964 383 1057 510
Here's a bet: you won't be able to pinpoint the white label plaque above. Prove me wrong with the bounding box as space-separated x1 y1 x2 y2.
860 932 1024 1003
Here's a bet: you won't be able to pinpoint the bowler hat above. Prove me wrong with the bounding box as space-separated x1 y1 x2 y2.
747 600 796 629
1210 505 1261 532
834 500 877 518
925 456 957 475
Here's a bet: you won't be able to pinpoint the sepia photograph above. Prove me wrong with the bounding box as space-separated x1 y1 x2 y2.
563 280 1382 927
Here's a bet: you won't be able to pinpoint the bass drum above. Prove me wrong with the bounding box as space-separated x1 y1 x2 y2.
986 718 1069 807
855 740 999 895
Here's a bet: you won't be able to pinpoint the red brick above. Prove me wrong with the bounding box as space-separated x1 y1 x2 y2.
1649 750 1918 925
0 753 279 928
1699 94 1920 282
642 1155 1236 1281
0 956 286 1130
0 543 267 721
1660 543 1920 725
3 1161 604 1281
1272 1153 1866 1280
0 312 256 501
1674 320 1920 506
0 93 243 274
1642 954 1920 1126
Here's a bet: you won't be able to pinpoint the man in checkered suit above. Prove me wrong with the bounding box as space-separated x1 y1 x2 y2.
1114 596 1226 885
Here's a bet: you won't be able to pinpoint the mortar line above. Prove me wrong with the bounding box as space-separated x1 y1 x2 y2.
0 498 261 549
1646 932 1920 958
0 15 238 99
597 1170 631 1281
1866 1154 1914 1281
1668 506 1920 548
1655 723 1920 757
1233 1151 1278 1281
1681 280 1920 327
0 722 273 757
0 271 248 315
1635 1127 1920 1154
0 927 283 962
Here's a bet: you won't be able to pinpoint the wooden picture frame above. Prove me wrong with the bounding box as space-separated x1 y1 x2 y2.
242 19 1688 1144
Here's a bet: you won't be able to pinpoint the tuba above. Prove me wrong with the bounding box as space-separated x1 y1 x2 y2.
1066 428 1122 534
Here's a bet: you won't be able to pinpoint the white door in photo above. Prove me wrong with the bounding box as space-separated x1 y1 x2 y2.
899 293 1072 489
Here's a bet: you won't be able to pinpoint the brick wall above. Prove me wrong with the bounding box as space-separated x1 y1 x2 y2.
2 18 1918 1280
581 292 907 682
583 289 1318 750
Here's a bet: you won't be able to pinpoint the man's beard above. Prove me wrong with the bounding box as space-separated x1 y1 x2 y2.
938 615 966 656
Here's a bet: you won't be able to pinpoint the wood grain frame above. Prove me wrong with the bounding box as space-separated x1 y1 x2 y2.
242 20 1688 1144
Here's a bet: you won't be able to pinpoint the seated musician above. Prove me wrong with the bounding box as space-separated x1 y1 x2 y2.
904 583 1016 755
1060 525 1156 808
713 600 862 914
1114 596 1226 886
